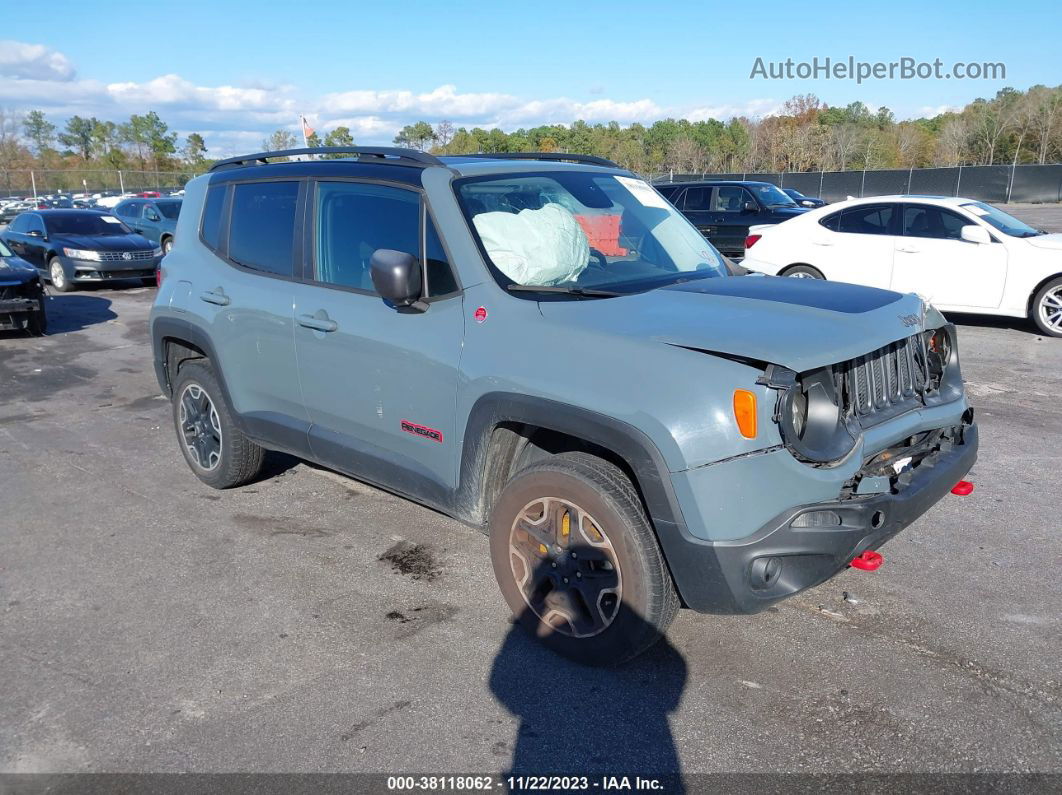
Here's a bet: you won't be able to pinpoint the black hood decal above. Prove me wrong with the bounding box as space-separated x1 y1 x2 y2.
663 275 902 315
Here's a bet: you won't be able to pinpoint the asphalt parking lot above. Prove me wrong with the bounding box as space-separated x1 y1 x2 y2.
1 210 1060 777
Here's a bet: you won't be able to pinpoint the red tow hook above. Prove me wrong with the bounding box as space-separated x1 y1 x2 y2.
850 550 883 571
951 480 975 496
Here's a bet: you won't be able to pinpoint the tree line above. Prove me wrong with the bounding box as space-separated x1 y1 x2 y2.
392 84 1062 175
1 82 1058 193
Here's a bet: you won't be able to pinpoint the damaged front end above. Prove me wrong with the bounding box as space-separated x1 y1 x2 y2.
0 270 46 333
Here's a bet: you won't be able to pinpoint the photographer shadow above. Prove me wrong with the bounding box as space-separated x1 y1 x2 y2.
488 561 687 789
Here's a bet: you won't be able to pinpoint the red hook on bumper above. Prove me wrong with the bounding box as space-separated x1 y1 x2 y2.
951 480 975 496
850 550 883 571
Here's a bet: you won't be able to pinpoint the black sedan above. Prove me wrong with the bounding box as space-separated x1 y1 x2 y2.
0 209 161 292
0 238 46 335
782 188 827 208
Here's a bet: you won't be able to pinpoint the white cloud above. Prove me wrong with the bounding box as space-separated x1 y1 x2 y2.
0 41 788 156
686 98 781 121
0 41 75 81
916 104 962 118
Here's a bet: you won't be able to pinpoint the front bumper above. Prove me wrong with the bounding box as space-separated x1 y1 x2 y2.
0 292 42 326
62 255 159 283
664 420 978 614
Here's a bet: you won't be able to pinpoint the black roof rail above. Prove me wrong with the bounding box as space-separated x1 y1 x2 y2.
456 152 621 168
209 146 444 172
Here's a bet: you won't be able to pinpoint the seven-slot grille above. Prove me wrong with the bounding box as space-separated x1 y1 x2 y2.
97 250 156 262
839 334 927 420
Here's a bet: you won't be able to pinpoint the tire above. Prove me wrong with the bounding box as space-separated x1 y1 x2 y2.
489 451 679 666
48 257 74 292
171 360 266 488
26 296 47 336
782 264 825 279
1031 277 1062 337
161 237 174 255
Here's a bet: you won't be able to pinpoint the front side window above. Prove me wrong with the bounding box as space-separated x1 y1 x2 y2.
155 200 181 220
8 214 29 233
837 204 895 236
314 182 419 292
457 171 727 291
902 205 967 240
228 181 298 276
712 186 750 213
115 202 139 219
0 238 12 256
425 218 458 296
44 213 131 236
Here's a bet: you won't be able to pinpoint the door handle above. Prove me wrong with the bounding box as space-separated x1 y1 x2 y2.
199 289 230 306
298 313 338 333
896 247 920 254
812 241 834 247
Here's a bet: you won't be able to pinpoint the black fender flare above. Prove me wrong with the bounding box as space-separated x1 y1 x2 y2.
150 315 245 431
454 392 736 610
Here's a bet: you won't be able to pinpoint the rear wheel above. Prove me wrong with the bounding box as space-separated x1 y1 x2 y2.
48 257 74 292
171 360 266 488
782 264 825 279
489 452 678 666
1031 277 1062 337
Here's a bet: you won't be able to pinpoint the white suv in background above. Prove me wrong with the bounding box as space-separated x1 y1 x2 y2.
742 195 1062 337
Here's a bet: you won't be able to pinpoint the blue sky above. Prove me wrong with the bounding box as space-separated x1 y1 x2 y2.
2 0 1060 155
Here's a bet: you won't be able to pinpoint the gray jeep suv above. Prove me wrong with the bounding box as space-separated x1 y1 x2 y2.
150 147 977 664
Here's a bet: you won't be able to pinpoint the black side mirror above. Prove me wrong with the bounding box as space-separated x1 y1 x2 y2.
27 229 43 238
742 200 758 214
370 249 426 311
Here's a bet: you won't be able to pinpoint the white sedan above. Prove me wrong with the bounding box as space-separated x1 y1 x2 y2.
742 195 1062 337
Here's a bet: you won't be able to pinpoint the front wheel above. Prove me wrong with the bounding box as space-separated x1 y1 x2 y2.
782 264 825 279
48 258 74 292
489 452 678 666
1031 277 1062 337
162 237 174 255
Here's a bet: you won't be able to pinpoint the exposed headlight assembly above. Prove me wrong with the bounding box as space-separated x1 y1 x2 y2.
763 365 860 466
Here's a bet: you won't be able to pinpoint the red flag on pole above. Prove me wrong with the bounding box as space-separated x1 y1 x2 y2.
301 115 315 141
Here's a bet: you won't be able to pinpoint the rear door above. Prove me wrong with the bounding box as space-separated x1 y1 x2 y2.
291 179 464 506
809 203 898 288
677 186 715 241
891 203 1008 309
197 179 310 451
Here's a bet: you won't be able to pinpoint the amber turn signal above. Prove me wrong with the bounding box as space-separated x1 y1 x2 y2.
733 389 757 439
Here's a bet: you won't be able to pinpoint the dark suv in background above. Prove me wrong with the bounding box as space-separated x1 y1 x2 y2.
656 180 809 258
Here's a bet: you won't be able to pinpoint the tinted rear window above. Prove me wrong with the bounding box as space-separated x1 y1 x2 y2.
200 185 226 251
229 182 298 276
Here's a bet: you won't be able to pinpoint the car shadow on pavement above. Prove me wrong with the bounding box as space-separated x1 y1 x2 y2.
42 294 118 334
946 312 1037 335
488 566 687 790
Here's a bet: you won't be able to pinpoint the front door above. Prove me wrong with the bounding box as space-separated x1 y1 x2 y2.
292 179 464 507
891 204 1008 309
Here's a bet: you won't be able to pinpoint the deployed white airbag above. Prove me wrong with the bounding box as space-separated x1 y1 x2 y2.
473 203 590 285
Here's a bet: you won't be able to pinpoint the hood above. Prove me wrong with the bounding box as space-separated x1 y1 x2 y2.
1024 232 1062 251
53 233 154 250
0 255 38 284
538 275 926 372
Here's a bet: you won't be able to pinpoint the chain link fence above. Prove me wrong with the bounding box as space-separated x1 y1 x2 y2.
651 163 1062 204
0 169 200 198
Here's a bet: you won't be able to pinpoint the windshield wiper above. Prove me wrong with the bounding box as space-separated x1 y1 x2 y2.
506 284 623 298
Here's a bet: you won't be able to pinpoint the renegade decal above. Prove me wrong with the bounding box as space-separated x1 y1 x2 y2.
401 420 443 443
